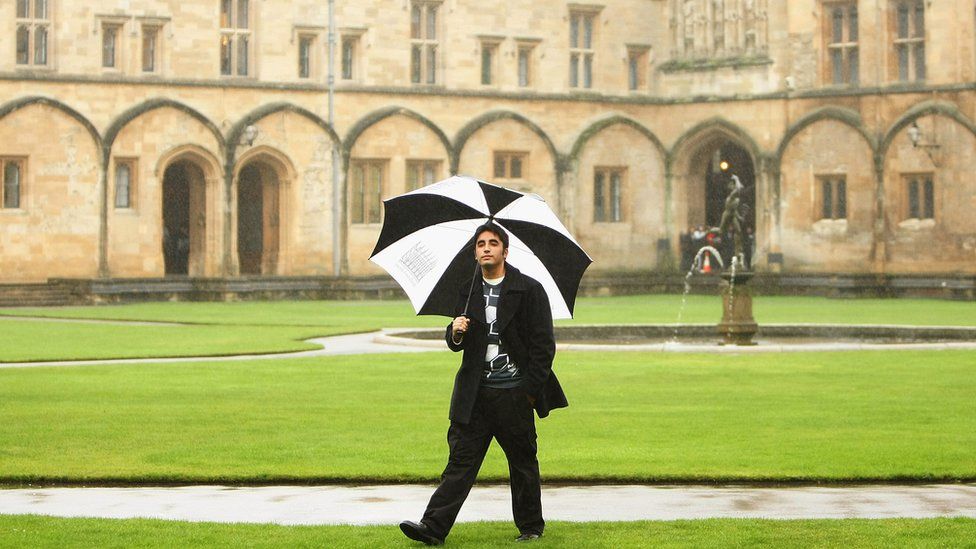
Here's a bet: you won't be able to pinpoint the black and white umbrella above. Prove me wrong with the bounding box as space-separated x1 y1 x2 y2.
369 175 592 319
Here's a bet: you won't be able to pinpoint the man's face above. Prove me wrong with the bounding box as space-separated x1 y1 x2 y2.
475 230 507 269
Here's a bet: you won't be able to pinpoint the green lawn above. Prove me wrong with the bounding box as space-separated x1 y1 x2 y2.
2 350 973 484
0 296 973 362
1 516 974 548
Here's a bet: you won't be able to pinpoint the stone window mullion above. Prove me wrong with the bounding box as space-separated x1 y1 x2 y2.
14 0 50 67
220 0 251 77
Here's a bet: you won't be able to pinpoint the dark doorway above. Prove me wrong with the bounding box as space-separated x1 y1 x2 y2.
162 163 190 275
704 142 755 230
237 165 263 275
162 161 206 276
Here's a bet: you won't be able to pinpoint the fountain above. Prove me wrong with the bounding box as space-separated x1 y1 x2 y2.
710 174 758 345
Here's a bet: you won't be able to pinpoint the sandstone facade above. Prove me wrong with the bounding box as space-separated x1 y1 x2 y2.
1 0 974 283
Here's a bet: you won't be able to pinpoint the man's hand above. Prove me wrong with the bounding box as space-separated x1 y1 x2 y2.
451 316 470 339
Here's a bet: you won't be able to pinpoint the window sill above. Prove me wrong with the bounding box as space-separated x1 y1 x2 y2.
14 64 55 73
898 218 935 231
812 218 848 236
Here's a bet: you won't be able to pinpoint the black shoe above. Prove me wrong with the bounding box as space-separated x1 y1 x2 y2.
399 520 444 546
515 532 542 542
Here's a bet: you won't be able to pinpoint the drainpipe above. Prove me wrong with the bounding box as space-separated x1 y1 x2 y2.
328 0 341 277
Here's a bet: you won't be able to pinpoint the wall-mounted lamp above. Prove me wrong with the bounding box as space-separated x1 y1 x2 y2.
907 120 941 166
242 124 260 147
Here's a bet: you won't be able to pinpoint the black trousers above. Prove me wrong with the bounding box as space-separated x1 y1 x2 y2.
421 385 544 539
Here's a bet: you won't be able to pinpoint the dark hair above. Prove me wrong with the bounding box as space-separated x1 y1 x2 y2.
474 222 509 250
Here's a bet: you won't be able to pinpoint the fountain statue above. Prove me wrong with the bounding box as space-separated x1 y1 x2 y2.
710 175 758 345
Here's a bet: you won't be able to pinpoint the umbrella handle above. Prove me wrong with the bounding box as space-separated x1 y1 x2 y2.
461 260 480 319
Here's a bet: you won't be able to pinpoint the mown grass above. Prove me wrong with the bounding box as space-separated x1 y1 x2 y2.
1 350 973 484
1 516 974 548
0 295 973 362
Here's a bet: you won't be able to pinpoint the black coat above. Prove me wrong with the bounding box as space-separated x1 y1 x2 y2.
444 264 568 424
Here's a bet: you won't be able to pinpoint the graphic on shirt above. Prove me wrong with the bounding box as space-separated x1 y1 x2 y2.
483 281 519 385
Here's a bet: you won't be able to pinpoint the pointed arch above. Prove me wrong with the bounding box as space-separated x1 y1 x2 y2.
0 96 102 150
879 100 976 161
104 98 224 159
343 106 451 168
775 106 877 175
234 144 298 182
155 143 223 181
229 102 339 150
454 110 561 174
568 114 667 162
669 117 764 173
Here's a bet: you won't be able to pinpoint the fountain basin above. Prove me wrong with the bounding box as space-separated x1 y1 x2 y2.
377 324 976 353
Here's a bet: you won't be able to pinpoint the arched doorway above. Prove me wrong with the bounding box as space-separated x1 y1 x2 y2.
237 162 280 275
685 139 756 268
162 161 207 276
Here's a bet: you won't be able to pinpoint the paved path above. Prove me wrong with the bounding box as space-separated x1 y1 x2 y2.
1 484 974 525
5 326 976 369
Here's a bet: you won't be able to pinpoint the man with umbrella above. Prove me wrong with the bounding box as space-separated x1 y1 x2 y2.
399 221 568 545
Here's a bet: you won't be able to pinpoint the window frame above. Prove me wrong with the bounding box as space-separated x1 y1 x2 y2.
141 24 160 73
816 174 848 221
297 33 316 79
569 10 597 89
593 167 626 223
492 151 529 181
340 33 360 81
349 159 387 225
891 0 926 82
1 157 26 210
410 1 441 85
220 0 253 77
101 22 123 70
479 37 502 86
626 45 650 91
405 159 441 192
823 1 859 86
903 173 935 220
515 41 538 88
15 0 51 67
113 158 138 210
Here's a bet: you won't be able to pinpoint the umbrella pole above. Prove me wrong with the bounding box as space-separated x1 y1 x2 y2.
461 260 480 318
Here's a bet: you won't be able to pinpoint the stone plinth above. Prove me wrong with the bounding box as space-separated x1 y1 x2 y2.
718 271 758 345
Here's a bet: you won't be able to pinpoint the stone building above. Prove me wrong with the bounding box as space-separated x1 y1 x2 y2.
1 0 975 287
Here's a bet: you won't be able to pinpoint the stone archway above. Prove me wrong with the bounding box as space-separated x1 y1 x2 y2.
674 134 758 269
162 161 208 276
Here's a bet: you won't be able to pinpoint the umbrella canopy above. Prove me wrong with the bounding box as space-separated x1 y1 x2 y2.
369 175 592 319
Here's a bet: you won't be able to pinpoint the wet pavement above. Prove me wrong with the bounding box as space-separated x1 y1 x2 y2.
4 326 976 369
1 484 974 525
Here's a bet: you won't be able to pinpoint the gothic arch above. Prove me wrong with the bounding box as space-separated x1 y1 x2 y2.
669 117 764 174
775 106 876 174
568 115 667 163
229 102 339 152
155 144 223 180
879 100 976 164
454 110 561 174
234 145 298 182
0 96 102 151
104 98 224 160
343 106 451 168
